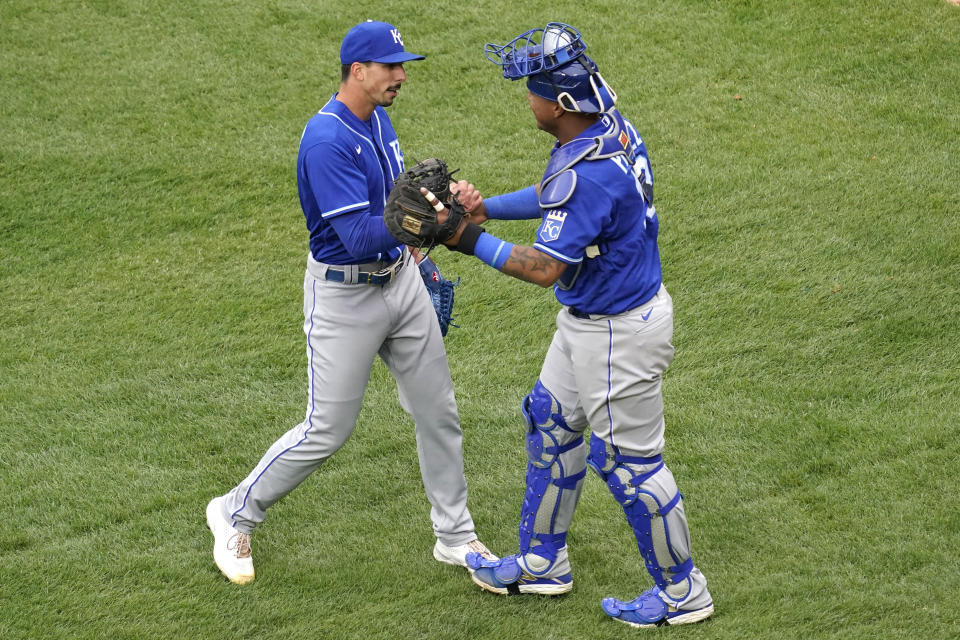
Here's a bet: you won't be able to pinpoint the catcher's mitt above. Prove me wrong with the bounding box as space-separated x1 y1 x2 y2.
384 158 466 252
417 255 459 337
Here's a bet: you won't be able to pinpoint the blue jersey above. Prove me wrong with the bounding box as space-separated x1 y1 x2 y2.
533 113 661 315
297 96 405 264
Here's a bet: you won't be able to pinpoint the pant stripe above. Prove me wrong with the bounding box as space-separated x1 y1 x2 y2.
230 278 320 525
605 318 616 448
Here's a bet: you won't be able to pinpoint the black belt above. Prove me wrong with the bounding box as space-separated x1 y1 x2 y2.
324 255 404 286
568 306 594 319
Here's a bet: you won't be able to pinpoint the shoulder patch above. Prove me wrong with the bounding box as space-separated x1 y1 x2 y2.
538 208 568 243
538 169 577 208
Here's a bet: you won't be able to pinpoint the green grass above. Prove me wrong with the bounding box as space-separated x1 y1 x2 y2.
2 1 959 638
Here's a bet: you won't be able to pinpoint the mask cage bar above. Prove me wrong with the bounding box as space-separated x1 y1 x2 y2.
484 22 587 79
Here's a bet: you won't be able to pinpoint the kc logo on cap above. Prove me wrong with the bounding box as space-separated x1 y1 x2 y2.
340 20 426 65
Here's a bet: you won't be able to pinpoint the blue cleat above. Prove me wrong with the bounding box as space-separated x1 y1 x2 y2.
601 586 714 628
466 552 572 596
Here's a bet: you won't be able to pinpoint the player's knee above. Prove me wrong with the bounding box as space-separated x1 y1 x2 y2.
587 433 664 506
522 380 570 468
522 380 565 431
302 415 353 456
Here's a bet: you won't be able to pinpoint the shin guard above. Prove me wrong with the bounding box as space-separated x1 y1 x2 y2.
587 433 695 599
518 380 586 573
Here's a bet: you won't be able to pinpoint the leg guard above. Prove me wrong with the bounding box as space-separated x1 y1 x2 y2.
587 433 695 600
517 380 586 573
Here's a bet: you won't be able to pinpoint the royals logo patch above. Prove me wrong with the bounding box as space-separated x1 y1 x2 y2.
539 210 567 243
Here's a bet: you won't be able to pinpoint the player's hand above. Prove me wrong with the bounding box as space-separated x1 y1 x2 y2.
450 180 488 225
420 187 469 247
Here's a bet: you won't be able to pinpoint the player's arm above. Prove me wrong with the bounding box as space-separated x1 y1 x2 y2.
426 189 566 287
446 181 563 285
455 225 567 288
327 210 400 259
305 143 399 259
496 243 568 287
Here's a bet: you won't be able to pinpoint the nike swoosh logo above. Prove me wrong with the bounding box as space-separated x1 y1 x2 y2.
641 308 653 321
355 144 362 154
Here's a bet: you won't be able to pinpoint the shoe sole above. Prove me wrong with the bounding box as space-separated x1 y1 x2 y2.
613 603 714 628
470 572 572 596
206 499 255 585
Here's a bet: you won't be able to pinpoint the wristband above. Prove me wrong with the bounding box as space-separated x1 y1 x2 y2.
453 222 485 256
473 232 513 270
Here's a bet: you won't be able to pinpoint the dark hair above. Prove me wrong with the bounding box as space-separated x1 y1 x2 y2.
341 61 372 83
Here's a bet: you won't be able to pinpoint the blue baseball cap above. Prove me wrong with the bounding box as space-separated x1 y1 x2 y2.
339 21 425 64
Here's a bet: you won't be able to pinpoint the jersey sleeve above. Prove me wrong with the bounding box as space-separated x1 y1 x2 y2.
327 210 400 260
483 185 542 220
532 174 612 264
302 142 370 219
301 140 400 259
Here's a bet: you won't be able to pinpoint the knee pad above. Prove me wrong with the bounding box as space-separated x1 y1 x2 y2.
587 433 694 594
517 381 586 569
522 380 578 468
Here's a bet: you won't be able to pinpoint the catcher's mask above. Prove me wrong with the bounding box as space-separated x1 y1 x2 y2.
484 22 617 114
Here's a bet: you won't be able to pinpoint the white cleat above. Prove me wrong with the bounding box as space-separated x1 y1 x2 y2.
206 497 255 585
433 538 498 568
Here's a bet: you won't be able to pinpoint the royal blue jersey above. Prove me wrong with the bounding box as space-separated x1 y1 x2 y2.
297 96 405 264
533 114 662 315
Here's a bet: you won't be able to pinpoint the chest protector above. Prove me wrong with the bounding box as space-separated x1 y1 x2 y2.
538 109 647 290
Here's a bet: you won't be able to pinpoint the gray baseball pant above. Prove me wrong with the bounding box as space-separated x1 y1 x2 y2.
534 285 710 606
218 252 477 546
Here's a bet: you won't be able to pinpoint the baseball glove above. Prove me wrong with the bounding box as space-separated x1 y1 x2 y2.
384 158 466 252
417 255 459 337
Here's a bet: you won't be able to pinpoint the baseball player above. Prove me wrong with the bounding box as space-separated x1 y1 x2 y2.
205 20 493 585
427 23 714 628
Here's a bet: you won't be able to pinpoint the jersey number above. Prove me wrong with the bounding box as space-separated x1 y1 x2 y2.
612 121 653 204
612 154 650 198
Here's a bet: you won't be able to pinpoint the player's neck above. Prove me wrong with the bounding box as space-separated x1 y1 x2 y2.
552 113 600 146
336 85 375 121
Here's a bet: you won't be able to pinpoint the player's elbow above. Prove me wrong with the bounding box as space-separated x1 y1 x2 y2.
529 273 559 288
528 262 567 288
506 247 567 287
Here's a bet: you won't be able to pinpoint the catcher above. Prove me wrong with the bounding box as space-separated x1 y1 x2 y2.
382 23 714 630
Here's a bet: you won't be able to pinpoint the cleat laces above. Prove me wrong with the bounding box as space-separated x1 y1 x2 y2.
228 532 252 558
466 539 494 560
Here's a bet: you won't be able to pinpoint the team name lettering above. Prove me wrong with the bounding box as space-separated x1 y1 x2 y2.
389 139 404 168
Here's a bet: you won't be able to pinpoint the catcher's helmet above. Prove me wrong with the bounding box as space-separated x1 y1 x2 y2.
484 22 617 113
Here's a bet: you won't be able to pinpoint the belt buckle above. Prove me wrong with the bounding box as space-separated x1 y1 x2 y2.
367 256 402 285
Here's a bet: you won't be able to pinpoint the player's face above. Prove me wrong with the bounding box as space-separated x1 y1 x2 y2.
527 91 558 134
361 62 406 107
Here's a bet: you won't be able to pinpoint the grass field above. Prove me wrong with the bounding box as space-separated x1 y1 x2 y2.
2 1 959 639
